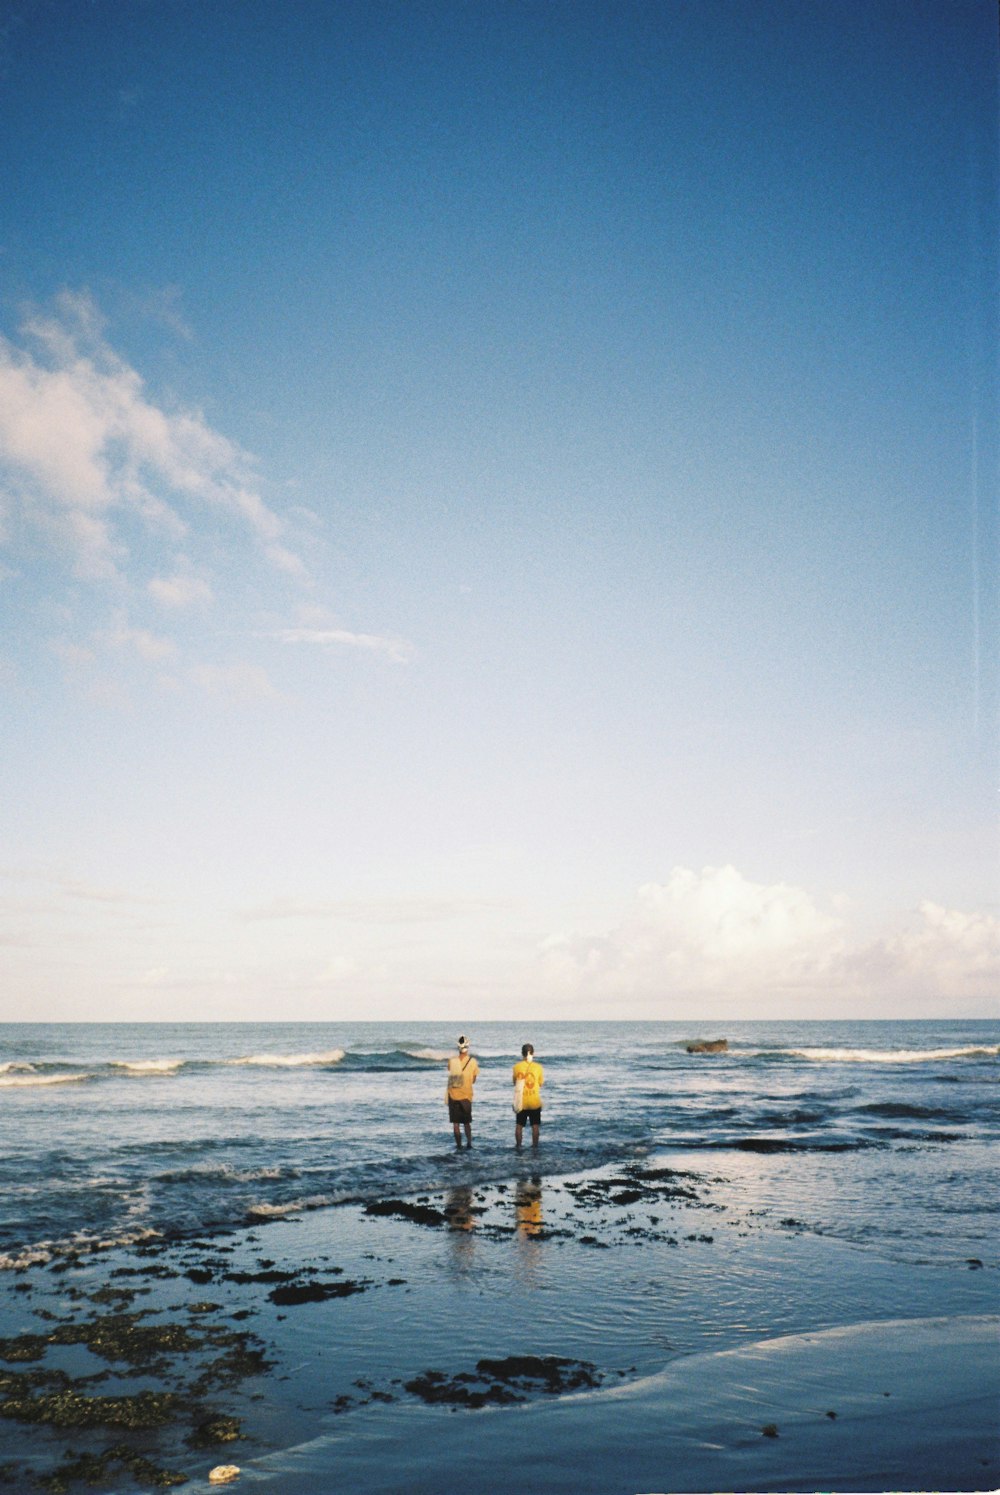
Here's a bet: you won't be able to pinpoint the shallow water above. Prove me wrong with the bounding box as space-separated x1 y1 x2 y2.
1 1022 998 1494
2 1019 997 1270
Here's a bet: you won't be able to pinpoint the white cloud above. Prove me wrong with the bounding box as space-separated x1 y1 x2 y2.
541 866 999 1014
105 620 176 662
264 626 415 664
543 865 845 1007
0 290 304 582
858 901 1000 1001
148 572 214 609
238 895 482 923
314 956 358 985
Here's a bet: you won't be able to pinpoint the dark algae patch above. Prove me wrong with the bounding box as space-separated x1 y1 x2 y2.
403 1354 603 1409
1 1313 200 1370
187 1414 242 1448
332 1354 604 1417
0 1282 268 1490
364 1198 448 1227
1 1377 180 1430
268 1278 368 1306
37 1447 189 1492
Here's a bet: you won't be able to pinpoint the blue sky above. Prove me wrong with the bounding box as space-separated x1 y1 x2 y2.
0 0 996 1021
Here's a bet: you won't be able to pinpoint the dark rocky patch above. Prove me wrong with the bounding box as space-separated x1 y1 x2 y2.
364 1199 447 1227
187 1414 241 1448
36 1445 188 1491
403 1354 602 1409
222 1266 304 1285
686 1039 728 1054
0 1379 180 1430
0 1314 200 1371
268 1279 368 1306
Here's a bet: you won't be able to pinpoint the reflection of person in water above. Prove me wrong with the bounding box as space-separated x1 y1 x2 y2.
444 1184 477 1273
446 1184 476 1231
515 1176 543 1237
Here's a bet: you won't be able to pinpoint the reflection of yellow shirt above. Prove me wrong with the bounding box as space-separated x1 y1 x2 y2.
512 1059 544 1108
446 1055 478 1101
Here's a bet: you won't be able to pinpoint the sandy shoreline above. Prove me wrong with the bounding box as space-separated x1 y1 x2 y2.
1 1154 997 1493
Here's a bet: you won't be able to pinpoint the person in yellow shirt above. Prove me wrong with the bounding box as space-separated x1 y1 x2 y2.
512 1042 544 1149
446 1035 479 1148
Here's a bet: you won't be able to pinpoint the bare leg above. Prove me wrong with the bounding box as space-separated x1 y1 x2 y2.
453 1122 463 1148
464 1122 472 1147
531 1122 540 1148
515 1123 523 1149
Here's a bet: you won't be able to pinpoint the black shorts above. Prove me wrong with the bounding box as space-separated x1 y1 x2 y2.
516 1108 541 1127
448 1098 472 1123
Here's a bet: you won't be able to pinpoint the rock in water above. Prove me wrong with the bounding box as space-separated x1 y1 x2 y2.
685 1039 727 1054
208 1468 240 1485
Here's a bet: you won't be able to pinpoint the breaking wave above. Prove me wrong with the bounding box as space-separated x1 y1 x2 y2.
0 1071 90 1088
111 1059 185 1075
225 1049 346 1068
763 1045 999 1065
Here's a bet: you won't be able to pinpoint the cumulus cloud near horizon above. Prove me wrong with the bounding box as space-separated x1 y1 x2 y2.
542 865 999 1012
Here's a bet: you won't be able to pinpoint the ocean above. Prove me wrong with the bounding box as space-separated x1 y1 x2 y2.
3 1018 997 1275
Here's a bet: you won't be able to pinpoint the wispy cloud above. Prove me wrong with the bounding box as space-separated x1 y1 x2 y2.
0 290 305 583
238 895 484 923
104 619 177 662
147 572 214 609
262 627 415 664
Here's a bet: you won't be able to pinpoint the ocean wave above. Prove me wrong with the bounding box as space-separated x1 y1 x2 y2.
856 1102 968 1122
730 1135 878 1153
401 1048 452 1062
772 1045 999 1065
111 1058 185 1075
0 1061 36 1075
226 1049 346 1068
0 1070 90 1088
156 1163 292 1185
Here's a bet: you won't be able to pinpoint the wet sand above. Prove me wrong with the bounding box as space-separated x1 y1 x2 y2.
1 1156 997 1493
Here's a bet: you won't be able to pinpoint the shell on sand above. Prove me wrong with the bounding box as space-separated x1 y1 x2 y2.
208 1468 240 1485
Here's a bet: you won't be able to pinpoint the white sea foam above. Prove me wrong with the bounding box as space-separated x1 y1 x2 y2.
0 1226 161 1271
111 1058 184 1074
404 1048 451 1062
0 1244 54 1269
0 1061 35 1075
785 1045 1000 1064
0 1070 89 1088
246 1193 334 1219
226 1049 345 1068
